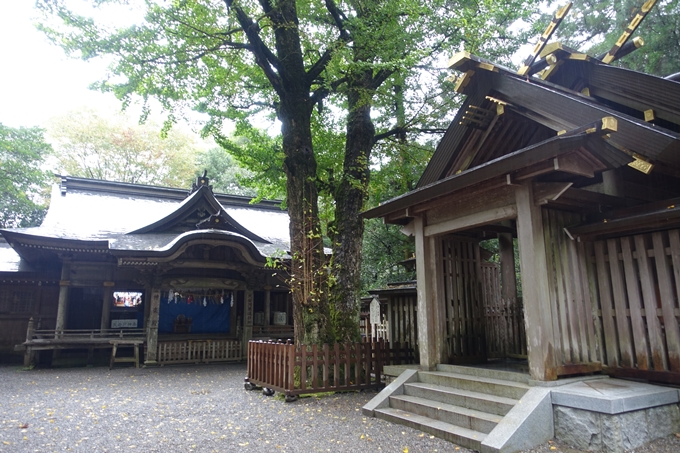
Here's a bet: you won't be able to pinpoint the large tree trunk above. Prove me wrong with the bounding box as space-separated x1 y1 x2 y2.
280 100 329 346
273 0 329 346
330 72 375 343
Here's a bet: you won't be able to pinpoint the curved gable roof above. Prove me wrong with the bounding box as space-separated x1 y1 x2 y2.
128 185 270 243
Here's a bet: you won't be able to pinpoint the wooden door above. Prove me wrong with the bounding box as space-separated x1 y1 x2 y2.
441 237 487 363
481 262 527 359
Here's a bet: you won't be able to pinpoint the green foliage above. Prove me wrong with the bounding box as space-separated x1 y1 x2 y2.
213 120 286 202
549 0 680 75
0 124 52 228
195 146 257 197
46 108 201 187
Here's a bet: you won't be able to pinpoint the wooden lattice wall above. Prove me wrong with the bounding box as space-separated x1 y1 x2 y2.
587 229 680 383
542 209 603 375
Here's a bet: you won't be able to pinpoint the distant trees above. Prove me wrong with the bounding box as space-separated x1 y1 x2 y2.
47 108 256 195
47 108 200 187
0 124 51 228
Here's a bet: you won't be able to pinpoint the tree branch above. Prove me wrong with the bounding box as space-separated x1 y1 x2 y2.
223 0 284 95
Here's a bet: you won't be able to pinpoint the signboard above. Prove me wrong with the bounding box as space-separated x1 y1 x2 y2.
370 297 380 335
112 319 138 328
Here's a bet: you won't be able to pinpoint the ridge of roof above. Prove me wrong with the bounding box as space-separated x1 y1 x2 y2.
57 175 285 212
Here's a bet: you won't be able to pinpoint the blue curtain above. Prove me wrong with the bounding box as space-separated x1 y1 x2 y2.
159 297 231 334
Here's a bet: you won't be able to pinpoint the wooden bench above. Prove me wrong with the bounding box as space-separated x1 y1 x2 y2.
109 340 143 369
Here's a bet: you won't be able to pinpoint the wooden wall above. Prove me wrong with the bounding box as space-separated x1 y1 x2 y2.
586 229 680 382
542 209 602 375
385 293 418 360
541 209 680 383
0 283 59 357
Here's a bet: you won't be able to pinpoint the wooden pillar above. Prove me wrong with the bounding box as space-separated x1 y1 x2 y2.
414 216 444 369
498 232 517 357
54 262 71 336
242 289 254 357
144 287 161 365
264 289 271 327
100 279 114 331
515 181 557 380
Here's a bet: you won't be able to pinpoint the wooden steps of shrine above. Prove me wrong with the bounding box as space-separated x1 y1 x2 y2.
367 365 534 452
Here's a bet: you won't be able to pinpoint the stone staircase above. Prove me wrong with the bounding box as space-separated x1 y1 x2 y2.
365 364 534 452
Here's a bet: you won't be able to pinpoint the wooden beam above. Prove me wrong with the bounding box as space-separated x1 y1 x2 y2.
533 182 573 205
425 205 517 237
423 182 514 224
554 153 596 178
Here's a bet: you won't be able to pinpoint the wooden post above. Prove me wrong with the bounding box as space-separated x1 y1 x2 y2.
498 232 517 357
100 280 114 331
414 216 441 369
54 262 71 337
264 289 271 327
23 318 35 368
242 289 254 357
144 287 161 365
515 181 557 380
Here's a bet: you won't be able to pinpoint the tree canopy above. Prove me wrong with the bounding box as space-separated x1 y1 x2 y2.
0 124 52 228
38 0 538 345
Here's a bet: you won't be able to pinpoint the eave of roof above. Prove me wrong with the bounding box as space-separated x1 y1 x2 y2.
417 54 680 188
110 229 267 266
363 130 629 220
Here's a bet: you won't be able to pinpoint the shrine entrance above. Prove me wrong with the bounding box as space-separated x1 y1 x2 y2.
440 235 526 366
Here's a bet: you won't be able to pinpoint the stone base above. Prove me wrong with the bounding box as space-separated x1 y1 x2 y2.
554 402 680 452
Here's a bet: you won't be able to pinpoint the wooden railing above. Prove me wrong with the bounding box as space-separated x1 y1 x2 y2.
21 318 146 342
157 339 242 365
245 339 414 401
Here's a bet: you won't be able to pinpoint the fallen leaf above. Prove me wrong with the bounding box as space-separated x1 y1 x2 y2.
19 423 28 429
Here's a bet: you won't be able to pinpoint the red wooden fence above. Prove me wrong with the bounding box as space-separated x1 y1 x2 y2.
245 339 414 400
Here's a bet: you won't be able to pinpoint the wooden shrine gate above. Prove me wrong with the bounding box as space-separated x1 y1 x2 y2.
441 237 526 364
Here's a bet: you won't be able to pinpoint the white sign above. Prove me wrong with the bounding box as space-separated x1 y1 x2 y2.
370 297 381 333
112 319 138 328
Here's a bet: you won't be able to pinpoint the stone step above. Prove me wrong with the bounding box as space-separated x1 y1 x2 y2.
418 371 530 400
375 407 486 451
436 363 530 384
390 394 502 434
404 381 518 416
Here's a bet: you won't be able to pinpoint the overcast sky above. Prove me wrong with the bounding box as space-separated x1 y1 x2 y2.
0 1 158 130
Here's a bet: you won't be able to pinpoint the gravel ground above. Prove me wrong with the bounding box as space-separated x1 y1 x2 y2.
0 362 678 453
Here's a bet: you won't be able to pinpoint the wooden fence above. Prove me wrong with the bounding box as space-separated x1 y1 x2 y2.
157 339 242 365
245 340 414 400
588 229 680 383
